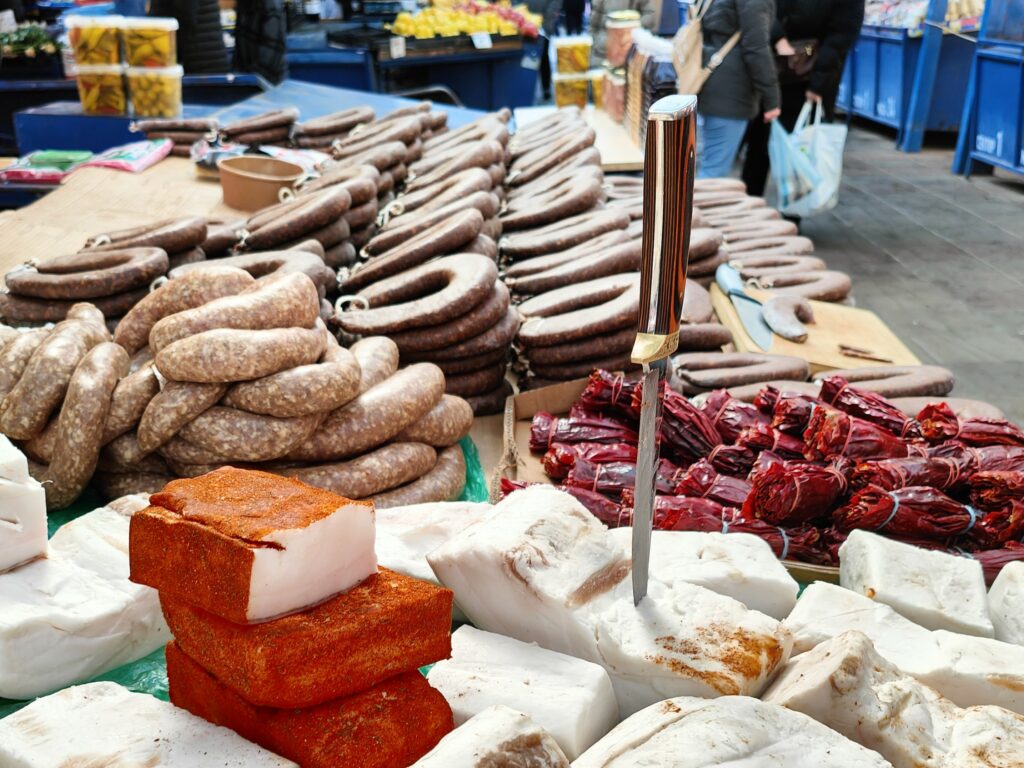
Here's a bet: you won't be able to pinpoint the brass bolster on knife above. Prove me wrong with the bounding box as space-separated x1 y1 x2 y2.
630 331 679 365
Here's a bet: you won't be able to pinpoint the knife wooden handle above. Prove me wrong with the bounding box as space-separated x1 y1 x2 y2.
632 94 697 364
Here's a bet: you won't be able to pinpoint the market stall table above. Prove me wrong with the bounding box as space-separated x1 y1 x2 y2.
514 105 643 172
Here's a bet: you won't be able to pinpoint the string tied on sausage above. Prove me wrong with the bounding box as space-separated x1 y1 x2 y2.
277 186 295 204
875 493 901 531
149 275 168 294
776 527 790 560
334 294 370 316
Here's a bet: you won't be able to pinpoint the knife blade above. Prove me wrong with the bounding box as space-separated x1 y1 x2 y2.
630 94 697 606
715 263 773 351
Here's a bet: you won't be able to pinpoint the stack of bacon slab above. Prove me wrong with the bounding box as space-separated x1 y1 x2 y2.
128 466 455 768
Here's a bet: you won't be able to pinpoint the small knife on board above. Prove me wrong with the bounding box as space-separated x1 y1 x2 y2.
715 263 773 351
630 94 697 606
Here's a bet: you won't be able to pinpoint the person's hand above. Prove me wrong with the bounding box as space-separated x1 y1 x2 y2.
775 37 795 56
806 90 822 103
763 108 781 123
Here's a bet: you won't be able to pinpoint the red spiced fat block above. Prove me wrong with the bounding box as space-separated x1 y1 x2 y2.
161 568 454 708
130 467 376 623
166 641 454 768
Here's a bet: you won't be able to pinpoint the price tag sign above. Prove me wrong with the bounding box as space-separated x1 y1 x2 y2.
389 36 406 59
471 32 493 49
0 11 16 33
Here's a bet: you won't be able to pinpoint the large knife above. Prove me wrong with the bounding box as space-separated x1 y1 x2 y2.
630 94 697 606
715 263 773 351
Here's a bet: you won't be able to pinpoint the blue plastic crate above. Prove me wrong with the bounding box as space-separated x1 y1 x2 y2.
972 47 1024 169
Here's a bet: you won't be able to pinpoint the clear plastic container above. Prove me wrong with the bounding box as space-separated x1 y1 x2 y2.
554 72 589 109
605 11 640 68
555 35 592 73
126 65 183 117
588 68 604 109
121 17 178 67
66 15 124 66
75 64 127 115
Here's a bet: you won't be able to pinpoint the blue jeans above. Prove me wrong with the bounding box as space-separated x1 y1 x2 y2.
696 112 749 179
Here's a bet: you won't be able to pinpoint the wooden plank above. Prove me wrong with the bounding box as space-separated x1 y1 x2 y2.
513 105 643 172
0 158 224 273
710 285 920 373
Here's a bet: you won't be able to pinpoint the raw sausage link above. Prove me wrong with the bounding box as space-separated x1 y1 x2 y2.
294 106 374 136
405 140 503 192
278 219 351 251
137 380 227 452
754 270 852 302
287 363 445 462
464 234 498 260
403 305 520 361
433 347 509 375
168 251 334 297
518 275 639 348
0 320 107 439
332 141 408 173
465 379 512 416
678 323 734 351
724 235 816 257
201 218 245 255
95 471 175 499
343 197 380 231
525 327 635 365
500 209 631 260
113 265 255 354
150 271 320 352
503 230 630 278
292 239 327 259
156 323 326 383
672 352 812 394
279 442 437 498
395 394 474 446
102 365 160 444
168 247 206 270
0 328 50 401
6 247 169 300
370 444 465 508
180 406 322 462
340 254 498 335
371 192 499 248
729 254 827 278
350 336 399 392
44 342 129 509
682 279 715 324
325 241 357 269
531 354 637 381
444 363 506 397
500 175 603 232
389 167 493 219
762 295 815 342
222 339 361 417
102 431 152 467
221 108 298 138
810 365 955 399
506 240 641 296
244 187 352 251
22 417 57 464
97 449 169 476
508 128 596 186
0 288 148 324
87 217 206 254
158 435 230 465
340 209 484 292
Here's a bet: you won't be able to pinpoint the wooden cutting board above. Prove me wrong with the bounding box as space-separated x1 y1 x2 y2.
710 285 920 374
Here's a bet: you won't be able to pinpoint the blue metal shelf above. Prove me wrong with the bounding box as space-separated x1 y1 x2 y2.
834 20 974 146
952 0 1024 175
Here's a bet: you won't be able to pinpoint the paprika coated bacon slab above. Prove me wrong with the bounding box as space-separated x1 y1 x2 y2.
129 467 376 623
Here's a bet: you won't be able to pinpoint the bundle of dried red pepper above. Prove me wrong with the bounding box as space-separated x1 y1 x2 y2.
529 411 638 454
641 382 723 464
674 459 752 508
577 370 641 423
736 423 807 461
744 460 847 525
833 485 981 539
819 376 921 438
769 393 819 436
706 444 756 476
919 403 1024 448
850 455 964 492
699 390 769 443
804 407 915 461
969 470 1024 510
542 442 639 480
565 457 679 499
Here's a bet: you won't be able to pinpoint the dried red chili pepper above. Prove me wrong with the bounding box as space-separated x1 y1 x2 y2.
770 393 820 436
632 381 722 464
541 442 640 480
499 477 626 527
529 411 638 454
699 389 769 443
743 460 847 525
850 455 965 492
819 376 921 438
577 369 641 423
707 443 756 476
969 501 1024 549
969 471 1024 511
968 542 1024 585
673 459 752 507
737 423 807 461
833 485 980 540
565 457 679 499
919 402 1024 448
804 407 915 461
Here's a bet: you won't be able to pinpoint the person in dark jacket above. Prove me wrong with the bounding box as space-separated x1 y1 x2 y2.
696 0 780 179
149 0 230 74
564 0 584 34
741 0 864 196
234 0 288 84
527 0 561 100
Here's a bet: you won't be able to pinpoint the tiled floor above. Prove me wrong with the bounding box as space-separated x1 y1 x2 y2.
798 126 1024 423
